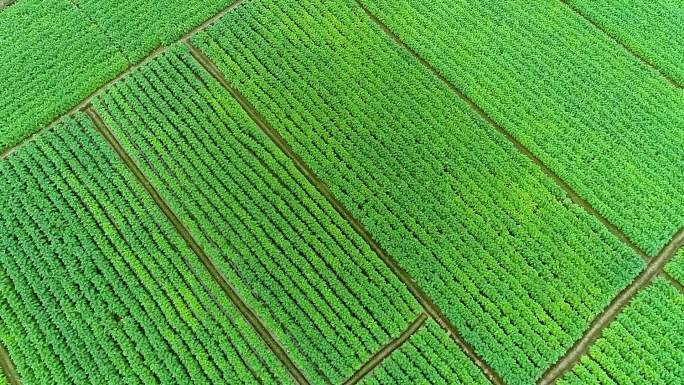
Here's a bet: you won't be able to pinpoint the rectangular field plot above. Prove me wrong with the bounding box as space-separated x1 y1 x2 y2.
0 114 294 385
93 44 422 385
191 0 645 384
0 0 128 153
558 278 684 385
360 319 490 385
359 0 684 255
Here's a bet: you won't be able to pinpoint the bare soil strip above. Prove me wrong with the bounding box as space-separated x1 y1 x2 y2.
0 0 247 161
342 312 428 385
539 228 684 385
85 106 311 385
186 41 505 385
0 343 20 385
558 0 682 89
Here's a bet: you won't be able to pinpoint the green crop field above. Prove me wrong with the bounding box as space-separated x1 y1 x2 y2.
1 1 682 385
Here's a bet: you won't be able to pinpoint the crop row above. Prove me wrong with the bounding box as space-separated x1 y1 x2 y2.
558 278 684 384
92 44 422 385
191 0 645 383
0 113 293 384
360 318 490 385
0 0 238 154
358 0 684 255
665 249 684 285
565 0 684 86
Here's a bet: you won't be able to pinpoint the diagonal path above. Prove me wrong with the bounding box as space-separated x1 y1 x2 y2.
0 343 20 385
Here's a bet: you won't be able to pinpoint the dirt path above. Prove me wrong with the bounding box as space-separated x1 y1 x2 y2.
343 312 428 385
539 228 684 384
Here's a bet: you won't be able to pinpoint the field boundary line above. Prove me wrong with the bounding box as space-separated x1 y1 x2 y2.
186 41 504 385
0 0 248 161
539 228 684 384
84 106 311 385
558 0 681 89
0 343 20 385
343 312 428 385
353 0 667 263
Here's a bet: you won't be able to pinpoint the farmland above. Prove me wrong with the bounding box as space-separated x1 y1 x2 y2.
1 0 683 384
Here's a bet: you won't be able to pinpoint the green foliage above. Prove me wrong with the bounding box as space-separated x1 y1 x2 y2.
358 0 684 255
360 319 490 385
0 113 293 385
94 44 421 385
567 0 684 86
0 0 128 152
192 0 645 383
665 249 684 285
559 278 684 385
73 0 235 62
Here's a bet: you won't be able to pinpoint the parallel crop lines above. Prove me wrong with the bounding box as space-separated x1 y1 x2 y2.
186 40 504 385
558 0 681 89
353 2 684 383
85 107 310 385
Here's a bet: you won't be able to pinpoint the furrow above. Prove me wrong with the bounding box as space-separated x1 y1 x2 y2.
0 343 20 385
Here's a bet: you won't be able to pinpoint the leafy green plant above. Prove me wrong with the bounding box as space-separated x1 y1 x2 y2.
192 0 645 383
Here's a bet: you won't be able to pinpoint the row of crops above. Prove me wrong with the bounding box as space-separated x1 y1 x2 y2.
565 0 684 86
358 0 684 256
360 319 490 385
559 278 684 384
190 0 648 383
0 0 237 153
0 114 294 384
91 45 423 385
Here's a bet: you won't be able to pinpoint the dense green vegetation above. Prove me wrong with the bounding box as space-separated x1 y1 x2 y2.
359 0 684 255
360 319 490 385
665 249 684 285
73 0 235 62
0 0 127 152
93 44 421 385
192 0 645 383
566 0 684 86
559 278 684 385
0 0 238 153
0 114 293 385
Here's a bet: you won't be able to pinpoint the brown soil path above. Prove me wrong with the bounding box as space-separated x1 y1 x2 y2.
0 343 20 385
